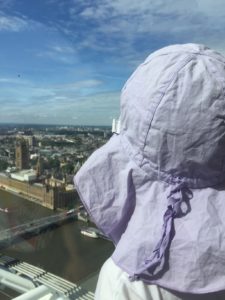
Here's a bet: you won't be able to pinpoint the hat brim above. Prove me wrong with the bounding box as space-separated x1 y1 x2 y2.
74 134 137 244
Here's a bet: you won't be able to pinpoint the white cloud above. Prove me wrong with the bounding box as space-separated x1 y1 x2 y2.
37 50 75 64
0 14 27 31
65 0 204 63
71 0 223 47
105 0 200 36
0 11 46 32
79 7 95 18
1 0 225 125
0 77 31 85
45 91 120 125
0 89 120 125
65 79 102 89
51 45 75 54
196 0 225 17
0 76 110 124
36 44 79 64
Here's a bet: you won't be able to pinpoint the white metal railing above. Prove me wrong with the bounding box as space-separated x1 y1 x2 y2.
13 285 53 300
0 255 95 300
0 268 35 293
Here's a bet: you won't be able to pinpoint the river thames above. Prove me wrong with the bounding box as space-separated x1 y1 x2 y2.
0 189 114 284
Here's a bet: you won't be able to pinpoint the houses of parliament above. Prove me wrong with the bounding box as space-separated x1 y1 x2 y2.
0 138 78 210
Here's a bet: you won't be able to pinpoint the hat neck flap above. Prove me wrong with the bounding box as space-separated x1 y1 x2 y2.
129 179 193 281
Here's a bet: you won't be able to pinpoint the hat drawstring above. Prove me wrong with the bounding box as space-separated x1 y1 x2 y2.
129 181 192 281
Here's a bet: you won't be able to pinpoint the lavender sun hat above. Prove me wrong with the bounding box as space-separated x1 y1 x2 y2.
74 44 225 293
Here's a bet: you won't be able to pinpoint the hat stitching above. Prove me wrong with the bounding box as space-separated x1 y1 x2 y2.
140 55 195 160
120 127 225 188
121 54 200 185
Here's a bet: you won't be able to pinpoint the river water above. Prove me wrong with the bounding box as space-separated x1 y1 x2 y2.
0 189 114 284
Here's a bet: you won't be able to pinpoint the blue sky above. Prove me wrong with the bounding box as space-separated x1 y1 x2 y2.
0 0 225 125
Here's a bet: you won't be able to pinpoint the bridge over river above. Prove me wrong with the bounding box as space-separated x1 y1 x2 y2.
0 209 78 248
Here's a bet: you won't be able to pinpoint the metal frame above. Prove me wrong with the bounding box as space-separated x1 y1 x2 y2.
0 255 94 300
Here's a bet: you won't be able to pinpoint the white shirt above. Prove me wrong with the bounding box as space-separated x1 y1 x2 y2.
95 258 225 300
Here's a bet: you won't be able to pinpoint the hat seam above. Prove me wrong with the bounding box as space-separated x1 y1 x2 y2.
140 54 195 160
142 47 225 66
140 53 225 158
120 127 225 188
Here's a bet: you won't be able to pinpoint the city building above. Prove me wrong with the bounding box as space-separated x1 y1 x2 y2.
24 135 35 147
11 169 37 182
0 172 78 210
36 155 43 177
15 139 29 170
112 118 121 134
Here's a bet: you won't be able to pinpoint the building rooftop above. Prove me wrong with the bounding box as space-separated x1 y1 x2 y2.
13 169 36 176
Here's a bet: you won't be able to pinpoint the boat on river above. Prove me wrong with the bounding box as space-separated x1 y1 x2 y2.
80 227 110 240
80 227 99 238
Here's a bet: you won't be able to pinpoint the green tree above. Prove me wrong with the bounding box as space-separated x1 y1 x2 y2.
0 160 8 171
62 163 74 174
48 158 60 170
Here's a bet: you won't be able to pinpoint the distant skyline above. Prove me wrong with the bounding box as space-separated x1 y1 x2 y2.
0 0 225 125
